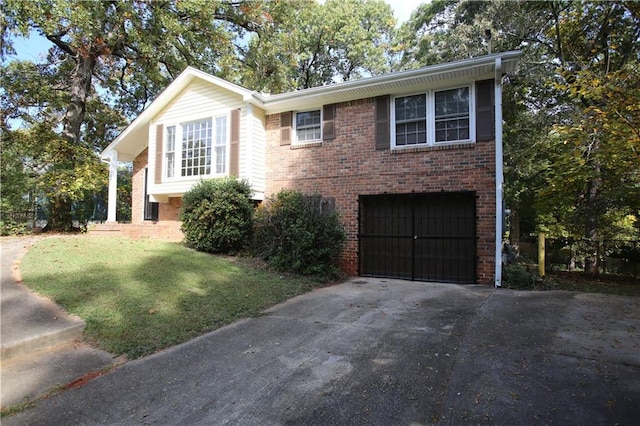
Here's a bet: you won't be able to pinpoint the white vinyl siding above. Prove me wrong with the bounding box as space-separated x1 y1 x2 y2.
148 79 266 199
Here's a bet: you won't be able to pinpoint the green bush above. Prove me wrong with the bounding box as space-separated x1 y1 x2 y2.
253 190 346 280
502 262 539 289
179 177 254 254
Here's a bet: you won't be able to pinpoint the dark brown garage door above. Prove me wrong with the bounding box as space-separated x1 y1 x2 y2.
358 192 476 283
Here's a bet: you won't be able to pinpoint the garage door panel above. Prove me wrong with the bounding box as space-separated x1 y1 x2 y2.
360 236 413 279
359 192 476 283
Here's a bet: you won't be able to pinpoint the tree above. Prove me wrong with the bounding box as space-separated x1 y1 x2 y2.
540 1 640 272
399 0 640 273
1 0 273 230
241 0 397 92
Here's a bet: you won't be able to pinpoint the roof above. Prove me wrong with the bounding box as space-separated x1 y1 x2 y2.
102 50 522 161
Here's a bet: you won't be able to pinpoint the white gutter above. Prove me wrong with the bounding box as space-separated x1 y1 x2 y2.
494 57 503 287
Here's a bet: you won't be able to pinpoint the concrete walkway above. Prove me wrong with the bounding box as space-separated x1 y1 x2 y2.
3 276 639 425
1 237 115 409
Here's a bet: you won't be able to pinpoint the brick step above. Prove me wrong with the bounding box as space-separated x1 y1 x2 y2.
88 223 183 241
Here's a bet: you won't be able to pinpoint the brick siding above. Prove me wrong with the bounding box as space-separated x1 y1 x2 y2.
130 148 183 239
265 98 497 284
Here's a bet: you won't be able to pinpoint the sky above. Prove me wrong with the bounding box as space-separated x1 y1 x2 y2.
8 1 427 62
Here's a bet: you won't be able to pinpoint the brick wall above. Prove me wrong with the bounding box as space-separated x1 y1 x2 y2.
131 149 183 239
132 149 147 224
265 98 497 284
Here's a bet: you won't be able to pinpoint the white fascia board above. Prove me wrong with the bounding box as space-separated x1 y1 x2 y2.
259 50 523 114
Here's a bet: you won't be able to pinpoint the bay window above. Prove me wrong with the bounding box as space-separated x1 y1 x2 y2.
164 116 227 179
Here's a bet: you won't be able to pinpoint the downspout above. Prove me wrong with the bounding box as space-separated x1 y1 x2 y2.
494 57 503 287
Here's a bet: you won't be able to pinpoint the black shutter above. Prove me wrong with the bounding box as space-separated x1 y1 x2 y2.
375 95 390 150
144 168 159 221
323 104 336 141
280 111 292 146
475 80 495 142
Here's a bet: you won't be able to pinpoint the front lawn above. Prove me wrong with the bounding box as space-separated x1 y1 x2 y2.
20 236 328 359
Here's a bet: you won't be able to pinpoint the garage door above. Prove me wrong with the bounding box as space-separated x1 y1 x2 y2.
358 192 476 283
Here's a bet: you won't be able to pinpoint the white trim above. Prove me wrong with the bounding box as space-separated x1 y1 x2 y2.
293 108 323 145
494 57 504 288
160 114 230 182
390 84 475 150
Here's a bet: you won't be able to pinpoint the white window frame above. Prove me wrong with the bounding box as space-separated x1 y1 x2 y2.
293 109 322 144
162 114 229 181
391 84 475 149
165 125 176 178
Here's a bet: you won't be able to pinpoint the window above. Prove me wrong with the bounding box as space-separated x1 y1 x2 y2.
165 126 175 178
215 116 227 174
181 119 212 177
435 87 470 143
295 110 321 142
393 86 472 148
164 116 227 179
395 94 427 146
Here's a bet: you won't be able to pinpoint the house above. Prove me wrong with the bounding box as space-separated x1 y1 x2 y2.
99 51 522 286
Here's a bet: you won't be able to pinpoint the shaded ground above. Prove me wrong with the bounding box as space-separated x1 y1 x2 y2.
4 279 639 425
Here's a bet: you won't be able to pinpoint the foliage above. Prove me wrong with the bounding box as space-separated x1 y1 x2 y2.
116 165 132 223
239 0 397 92
502 262 540 290
0 128 38 234
180 177 254 254
253 190 346 280
3 125 109 231
401 0 640 273
1 0 398 230
19 236 324 359
1 0 271 230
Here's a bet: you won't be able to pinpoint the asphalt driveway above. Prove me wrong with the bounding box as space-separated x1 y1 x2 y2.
5 278 640 425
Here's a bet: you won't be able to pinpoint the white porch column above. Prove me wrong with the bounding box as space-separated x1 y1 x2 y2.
107 150 118 223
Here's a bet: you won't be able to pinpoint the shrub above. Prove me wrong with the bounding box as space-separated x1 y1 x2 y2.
502 262 539 289
180 177 254 254
253 190 346 280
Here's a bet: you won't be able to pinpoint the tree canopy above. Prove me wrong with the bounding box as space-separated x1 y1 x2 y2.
2 0 639 271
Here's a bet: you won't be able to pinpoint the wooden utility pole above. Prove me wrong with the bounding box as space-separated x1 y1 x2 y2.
538 232 546 277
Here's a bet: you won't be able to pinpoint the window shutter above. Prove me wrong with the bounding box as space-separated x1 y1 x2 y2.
155 124 163 184
230 108 240 176
375 95 390 150
280 111 292 146
322 104 336 141
475 79 495 142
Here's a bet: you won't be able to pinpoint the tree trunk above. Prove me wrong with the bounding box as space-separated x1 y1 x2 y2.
509 206 521 257
583 159 602 275
62 54 97 144
47 52 97 231
45 197 74 233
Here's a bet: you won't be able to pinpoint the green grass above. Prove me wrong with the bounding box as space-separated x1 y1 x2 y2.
502 263 640 296
20 236 328 359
